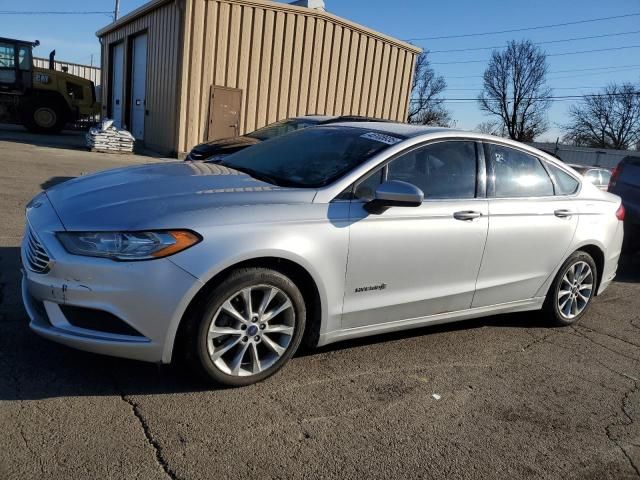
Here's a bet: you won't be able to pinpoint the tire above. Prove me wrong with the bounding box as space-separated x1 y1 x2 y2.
187 268 306 387
543 251 597 326
20 97 68 134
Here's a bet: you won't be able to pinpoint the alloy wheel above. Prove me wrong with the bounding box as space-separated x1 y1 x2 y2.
557 261 594 320
206 284 295 376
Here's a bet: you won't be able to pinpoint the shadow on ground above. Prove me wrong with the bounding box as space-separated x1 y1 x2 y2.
1 245 637 401
0 123 87 151
616 252 640 283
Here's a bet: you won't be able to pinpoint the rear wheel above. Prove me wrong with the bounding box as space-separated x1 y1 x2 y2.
189 268 306 386
20 98 68 134
544 251 597 326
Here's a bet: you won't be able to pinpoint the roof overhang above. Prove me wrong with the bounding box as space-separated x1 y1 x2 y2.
96 0 421 54
96 0 174 37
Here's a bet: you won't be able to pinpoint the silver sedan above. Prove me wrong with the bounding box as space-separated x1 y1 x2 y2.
21 123 624 386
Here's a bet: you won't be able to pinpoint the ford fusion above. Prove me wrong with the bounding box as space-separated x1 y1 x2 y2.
22 123 624 386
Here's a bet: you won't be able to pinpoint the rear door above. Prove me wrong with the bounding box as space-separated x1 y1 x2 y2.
473 144 580 307
342 140 489 328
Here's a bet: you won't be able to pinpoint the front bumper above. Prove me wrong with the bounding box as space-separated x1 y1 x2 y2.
21 195 202 363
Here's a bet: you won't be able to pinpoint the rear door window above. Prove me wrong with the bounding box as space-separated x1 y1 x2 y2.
486 144 554 197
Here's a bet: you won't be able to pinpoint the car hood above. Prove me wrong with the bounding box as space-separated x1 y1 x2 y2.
45 161 316 231
188 136 260 159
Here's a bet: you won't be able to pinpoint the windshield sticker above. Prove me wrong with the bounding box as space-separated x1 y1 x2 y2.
360 132 402 145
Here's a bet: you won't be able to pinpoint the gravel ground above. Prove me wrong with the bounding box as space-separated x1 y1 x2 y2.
0 128 638 479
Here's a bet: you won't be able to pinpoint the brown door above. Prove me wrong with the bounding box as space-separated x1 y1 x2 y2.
207 86 242 141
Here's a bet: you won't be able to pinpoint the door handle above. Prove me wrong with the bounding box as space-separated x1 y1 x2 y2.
453 210 482 221
554 209 573 218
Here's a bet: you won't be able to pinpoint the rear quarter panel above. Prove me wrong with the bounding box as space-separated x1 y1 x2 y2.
535 185 623 297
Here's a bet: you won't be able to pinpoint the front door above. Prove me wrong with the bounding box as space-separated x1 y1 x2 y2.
207 86 242 141
110 43 124 128
472 143 579 307
129 33 147 140
342 140 489 329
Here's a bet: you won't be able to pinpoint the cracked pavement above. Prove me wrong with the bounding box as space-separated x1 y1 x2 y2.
1 129 639 479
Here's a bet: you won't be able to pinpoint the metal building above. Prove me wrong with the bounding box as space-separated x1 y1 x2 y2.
96 0 421 156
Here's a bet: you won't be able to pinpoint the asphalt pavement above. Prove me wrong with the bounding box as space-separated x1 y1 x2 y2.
0 127 638 479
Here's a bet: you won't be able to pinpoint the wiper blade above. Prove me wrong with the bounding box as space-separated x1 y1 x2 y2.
223 164 285 186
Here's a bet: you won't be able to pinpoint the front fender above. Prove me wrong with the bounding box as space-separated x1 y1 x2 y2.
159 204 351 363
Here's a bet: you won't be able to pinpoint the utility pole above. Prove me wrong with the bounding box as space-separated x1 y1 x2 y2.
114 0 121 21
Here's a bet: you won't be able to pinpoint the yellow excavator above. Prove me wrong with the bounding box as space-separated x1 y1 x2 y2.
0 37 100 133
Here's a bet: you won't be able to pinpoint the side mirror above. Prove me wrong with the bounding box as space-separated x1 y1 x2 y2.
365 180 424 214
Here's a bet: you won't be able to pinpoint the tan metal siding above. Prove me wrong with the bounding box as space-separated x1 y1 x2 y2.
99 0 182 154
276 12 294 120
176 0 418 154
100 0 418 155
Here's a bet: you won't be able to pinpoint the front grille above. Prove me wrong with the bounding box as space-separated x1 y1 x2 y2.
25 227 51 274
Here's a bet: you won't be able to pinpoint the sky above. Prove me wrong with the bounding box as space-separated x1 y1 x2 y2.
2 0 640 141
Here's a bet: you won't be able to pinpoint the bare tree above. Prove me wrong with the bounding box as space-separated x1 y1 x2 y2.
475 121 503 136
407 52 453 127
563 83 640 150
478 40 552 142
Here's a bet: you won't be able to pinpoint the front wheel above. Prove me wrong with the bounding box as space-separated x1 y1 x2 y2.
544 251 597 326
189 268 306 386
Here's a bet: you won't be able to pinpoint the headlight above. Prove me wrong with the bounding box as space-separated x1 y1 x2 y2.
56 230 201 260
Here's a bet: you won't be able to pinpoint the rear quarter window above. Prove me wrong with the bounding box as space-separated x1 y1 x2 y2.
545 162 580 195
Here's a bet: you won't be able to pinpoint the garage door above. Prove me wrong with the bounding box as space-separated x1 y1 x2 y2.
129 33 147 141
110 43 124 128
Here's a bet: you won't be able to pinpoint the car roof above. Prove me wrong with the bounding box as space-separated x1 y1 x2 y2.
323 121 457 137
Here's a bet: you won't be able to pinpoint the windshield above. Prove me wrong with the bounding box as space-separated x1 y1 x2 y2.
221 126 405 188
246 119 319 141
